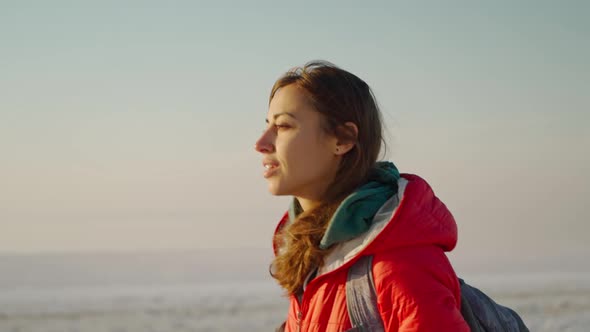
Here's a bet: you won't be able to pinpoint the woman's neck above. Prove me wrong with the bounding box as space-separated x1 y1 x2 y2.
295 197 322 212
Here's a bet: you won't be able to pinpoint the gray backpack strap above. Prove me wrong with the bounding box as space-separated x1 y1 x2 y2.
346 259 530 332
346 255 385 332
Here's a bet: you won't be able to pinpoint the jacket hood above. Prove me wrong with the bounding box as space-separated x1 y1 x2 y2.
288 161 401 250
273 173 458 276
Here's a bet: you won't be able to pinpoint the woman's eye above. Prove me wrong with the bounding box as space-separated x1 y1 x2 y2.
262 123 291 133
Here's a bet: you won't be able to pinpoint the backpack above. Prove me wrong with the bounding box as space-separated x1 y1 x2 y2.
346 255 530 332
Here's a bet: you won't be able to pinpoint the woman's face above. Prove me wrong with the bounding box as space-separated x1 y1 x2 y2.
255 84 340 201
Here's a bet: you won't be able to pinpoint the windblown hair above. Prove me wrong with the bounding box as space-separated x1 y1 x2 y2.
269 61 386 295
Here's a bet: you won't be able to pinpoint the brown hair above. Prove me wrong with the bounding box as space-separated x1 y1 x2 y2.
269 61 385 295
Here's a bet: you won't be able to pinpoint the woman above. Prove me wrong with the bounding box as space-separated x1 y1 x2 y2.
255 61 470 332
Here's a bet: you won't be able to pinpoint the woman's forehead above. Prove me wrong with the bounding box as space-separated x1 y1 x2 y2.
268 85 314 119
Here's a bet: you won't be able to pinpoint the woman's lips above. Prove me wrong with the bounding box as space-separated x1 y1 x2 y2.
262 159 279 178
263 164 279 178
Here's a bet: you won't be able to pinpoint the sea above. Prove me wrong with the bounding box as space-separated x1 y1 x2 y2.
1 249 589 331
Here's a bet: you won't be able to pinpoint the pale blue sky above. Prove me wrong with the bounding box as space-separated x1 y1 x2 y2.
1 1 588 267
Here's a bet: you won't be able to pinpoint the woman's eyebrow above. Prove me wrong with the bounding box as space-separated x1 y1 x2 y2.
265 112 297 123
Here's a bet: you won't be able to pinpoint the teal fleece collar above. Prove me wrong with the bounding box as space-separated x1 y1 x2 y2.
288 161 401 249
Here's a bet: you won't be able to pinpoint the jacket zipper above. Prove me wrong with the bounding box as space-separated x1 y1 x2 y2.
296 267 319 332
295 290 305 332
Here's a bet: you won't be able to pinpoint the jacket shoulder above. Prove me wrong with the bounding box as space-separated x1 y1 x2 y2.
370 247 469 331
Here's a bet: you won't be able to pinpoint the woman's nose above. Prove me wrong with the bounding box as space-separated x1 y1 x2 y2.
254 129 275 153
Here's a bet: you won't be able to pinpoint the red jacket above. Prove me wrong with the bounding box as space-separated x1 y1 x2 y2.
273 174 470 332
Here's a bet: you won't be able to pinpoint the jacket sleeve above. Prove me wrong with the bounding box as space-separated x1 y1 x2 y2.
372 248 470 332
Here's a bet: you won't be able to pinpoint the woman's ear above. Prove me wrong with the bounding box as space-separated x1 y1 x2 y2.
334 122 358 155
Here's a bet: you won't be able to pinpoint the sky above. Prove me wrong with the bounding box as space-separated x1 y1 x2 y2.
1 1 588 269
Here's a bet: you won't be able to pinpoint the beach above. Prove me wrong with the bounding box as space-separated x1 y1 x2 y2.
1 251 588 331
2 275 590 331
